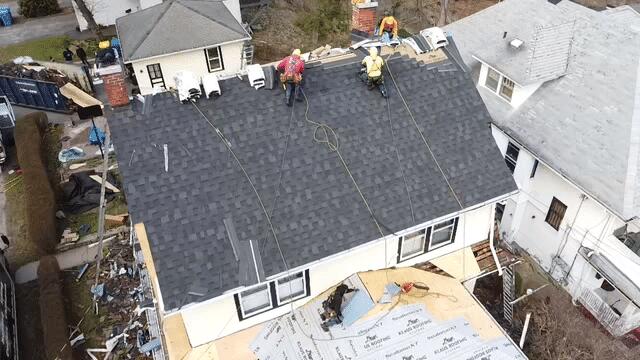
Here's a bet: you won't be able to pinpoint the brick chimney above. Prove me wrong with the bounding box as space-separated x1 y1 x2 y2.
96 65 130 107
352 1 378 36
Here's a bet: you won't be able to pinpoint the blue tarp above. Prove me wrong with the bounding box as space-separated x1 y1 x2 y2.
58 147 85 163
89 126 106 145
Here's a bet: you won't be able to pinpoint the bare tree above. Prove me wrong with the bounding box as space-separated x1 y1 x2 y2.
73 0 103 38
438 0 449 26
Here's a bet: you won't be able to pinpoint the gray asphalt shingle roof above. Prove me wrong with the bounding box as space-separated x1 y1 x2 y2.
445 0 640 219
116 0 249 62
109 54 517 310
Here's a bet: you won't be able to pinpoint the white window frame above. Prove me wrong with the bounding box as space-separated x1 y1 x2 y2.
205 46 224 72
238 283 273 319
275 271 307 306
483 65 516 104
428 218 456 251
399 229 427 262
499 77 515 101
504 141 519 173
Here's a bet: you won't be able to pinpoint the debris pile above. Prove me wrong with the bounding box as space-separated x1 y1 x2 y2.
72 238 160 359
0 61 76 88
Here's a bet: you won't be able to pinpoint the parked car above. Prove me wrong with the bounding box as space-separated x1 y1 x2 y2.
0 95 15 164
0 132 5 164
0 95 15 146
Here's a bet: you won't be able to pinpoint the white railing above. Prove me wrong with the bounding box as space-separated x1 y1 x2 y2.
577 288 625 336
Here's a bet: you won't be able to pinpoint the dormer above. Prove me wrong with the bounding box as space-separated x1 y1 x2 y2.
470 20 576 108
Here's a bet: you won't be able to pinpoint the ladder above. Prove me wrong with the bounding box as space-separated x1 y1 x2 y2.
503 265 516 325
242 41 254 69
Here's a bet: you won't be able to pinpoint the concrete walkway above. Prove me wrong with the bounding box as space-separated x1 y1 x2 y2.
15 237 114 284
0 0 85 47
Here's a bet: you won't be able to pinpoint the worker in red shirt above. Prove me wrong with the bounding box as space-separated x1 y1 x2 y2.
277 49 305 106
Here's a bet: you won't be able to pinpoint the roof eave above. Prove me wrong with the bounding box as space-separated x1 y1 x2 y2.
124 36 251 64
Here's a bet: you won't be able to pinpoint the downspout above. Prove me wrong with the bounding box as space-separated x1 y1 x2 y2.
489 202 503 276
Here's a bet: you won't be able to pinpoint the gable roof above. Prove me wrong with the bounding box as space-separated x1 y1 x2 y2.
116 0 250 62
108 53 517 310
445 0 640 219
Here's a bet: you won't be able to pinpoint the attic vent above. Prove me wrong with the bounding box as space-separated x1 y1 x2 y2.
510 38 524 49
548 0 562 4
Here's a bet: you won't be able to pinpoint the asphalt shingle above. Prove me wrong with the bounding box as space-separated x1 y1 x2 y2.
109 53 516 310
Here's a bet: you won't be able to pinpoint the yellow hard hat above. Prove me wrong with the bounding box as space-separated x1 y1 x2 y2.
369 47 378 57
292 49 301 56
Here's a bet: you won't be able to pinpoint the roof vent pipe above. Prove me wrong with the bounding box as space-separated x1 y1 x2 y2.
503 31 507 39
510 38 524 49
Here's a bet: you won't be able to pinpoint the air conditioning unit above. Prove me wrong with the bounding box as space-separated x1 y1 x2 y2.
420 27 448 50
246 64 265 89
174 71 201 103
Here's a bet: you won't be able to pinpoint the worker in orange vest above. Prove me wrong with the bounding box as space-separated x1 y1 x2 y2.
379 10 399 44
277 49 305 106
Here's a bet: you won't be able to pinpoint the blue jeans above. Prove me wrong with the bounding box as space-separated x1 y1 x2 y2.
382 31 393 44
285 82 301 106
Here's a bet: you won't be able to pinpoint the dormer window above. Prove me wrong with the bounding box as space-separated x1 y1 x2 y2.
483 65 516 103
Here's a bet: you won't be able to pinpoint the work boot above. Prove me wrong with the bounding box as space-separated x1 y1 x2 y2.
379 84 388 98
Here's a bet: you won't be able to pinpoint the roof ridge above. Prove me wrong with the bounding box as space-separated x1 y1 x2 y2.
177 0 247 37
128 1 176 60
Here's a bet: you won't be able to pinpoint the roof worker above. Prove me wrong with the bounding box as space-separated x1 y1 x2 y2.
379 10 399 44
360 47 388 98
277 49 305 107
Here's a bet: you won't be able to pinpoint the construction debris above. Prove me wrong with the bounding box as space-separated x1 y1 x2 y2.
90 174 121 193
61 228 80 244
105 214 128 226
70 238 156 359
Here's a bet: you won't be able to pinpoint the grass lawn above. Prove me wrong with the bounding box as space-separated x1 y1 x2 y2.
0 36 100 64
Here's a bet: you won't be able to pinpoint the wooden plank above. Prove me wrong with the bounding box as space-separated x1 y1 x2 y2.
89 175 120 193
105 214 127 225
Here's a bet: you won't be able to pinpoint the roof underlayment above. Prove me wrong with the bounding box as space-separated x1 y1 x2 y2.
445 0 640 219
163 268 526 359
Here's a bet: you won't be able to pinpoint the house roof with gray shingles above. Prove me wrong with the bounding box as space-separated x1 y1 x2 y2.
116 0 250 62
109 53 517 310
445 0 640 219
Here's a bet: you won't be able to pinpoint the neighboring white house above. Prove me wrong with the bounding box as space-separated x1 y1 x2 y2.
108 47 518 352
445 0 640 337
72 0 162 31
73 0 242 32
115 0 250 95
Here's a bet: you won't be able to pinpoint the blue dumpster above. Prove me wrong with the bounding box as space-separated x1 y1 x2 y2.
0 7 13 27
0 75 70 113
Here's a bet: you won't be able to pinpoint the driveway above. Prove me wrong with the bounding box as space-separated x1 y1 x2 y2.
0 0 82 47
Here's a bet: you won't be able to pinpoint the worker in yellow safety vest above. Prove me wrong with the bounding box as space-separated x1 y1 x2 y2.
360 47 387 98
379 10 399 44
